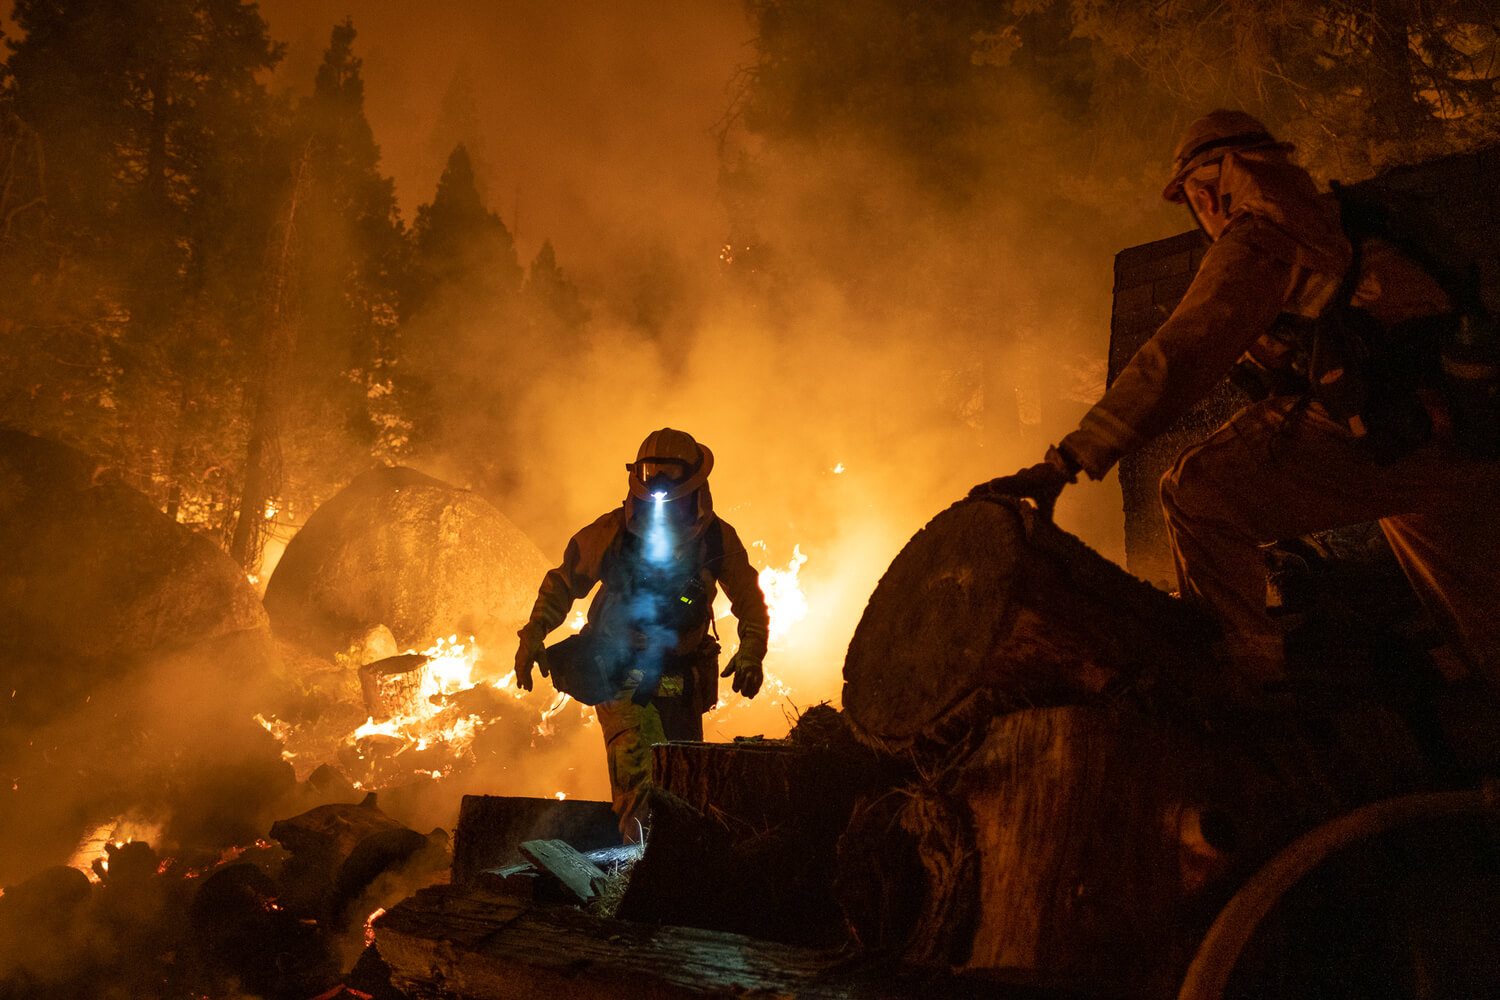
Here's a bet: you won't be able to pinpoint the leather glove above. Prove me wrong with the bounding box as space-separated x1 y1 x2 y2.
514 621 548 692
967 445 1080 520
721 648 764 699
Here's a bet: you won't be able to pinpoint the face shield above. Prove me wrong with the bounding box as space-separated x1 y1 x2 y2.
625 430 715 542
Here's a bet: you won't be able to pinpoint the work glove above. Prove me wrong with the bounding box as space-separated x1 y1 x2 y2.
967 445 1080 521
721 648 764 699
513 621 549 692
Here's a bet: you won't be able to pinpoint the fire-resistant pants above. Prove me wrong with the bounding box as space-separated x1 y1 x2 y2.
594 674 702 841
1159 397 1500 694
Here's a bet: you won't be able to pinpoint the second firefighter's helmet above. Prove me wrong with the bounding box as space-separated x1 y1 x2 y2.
626 427 713 502
1161 109 1295 203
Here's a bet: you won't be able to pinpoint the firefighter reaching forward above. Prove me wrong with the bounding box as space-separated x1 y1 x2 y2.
978 109 1500 709
514 428 769 838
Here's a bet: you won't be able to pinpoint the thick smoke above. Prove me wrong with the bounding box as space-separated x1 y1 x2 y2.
250 0 1188 743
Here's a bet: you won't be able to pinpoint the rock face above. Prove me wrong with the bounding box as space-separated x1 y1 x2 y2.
263 466 551 658
0 430 289 886
0 429 278 728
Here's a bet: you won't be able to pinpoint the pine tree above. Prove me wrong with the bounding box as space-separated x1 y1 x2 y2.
524 239 590 340
402 142 527 493
410 143 522 315
2 0 286 522
282 19 411 505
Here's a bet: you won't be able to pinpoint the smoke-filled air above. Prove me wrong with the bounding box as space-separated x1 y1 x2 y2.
3 0 1498 967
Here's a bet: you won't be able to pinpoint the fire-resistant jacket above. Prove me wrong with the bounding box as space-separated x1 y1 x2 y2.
1060 148 1451 480
526 491 770 667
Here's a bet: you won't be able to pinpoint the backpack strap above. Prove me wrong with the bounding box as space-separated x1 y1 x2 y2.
1331 181 1482 314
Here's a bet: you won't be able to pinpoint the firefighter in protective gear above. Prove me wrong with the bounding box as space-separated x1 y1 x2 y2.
515 428 769 837
974 109 1500 706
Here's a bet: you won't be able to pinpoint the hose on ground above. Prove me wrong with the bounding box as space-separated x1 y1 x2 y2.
1178 779 1500 1000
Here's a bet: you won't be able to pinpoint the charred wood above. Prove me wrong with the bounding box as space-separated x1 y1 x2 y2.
374 883 1002 1000
517 839 606 903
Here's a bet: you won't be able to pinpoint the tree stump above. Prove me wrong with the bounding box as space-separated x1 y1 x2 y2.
841 496 1214 752
835 702 1434 994
832 706 1264 992
620 706 903 946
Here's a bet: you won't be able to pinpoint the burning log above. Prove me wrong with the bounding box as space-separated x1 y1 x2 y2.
841 496 1215 753
358 652 434 719
262 465 551 659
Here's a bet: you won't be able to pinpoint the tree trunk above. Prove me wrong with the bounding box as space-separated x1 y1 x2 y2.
230 151 309 570
841 496 1214 752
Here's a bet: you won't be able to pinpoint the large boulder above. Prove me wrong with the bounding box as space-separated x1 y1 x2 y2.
263 466 551 660
0 430 280 723
0 430 290 886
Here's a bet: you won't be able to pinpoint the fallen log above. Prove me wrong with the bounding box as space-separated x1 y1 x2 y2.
374 883 995 1000
269 792 430 923
841 496 1214 752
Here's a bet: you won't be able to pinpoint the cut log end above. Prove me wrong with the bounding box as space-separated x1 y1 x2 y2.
842 496 1213 752
842 498 1027 749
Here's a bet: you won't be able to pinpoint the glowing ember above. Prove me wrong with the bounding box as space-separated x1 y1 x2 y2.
67 816 165 881
364 906 387 948
254 713 296 761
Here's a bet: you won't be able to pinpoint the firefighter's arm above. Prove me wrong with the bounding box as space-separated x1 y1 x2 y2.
1061 234 1296 479
516 529 604 690
715 526 770 698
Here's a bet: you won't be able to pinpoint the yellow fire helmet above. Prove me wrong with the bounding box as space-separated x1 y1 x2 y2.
626 427 713 502
1162 109 1295 203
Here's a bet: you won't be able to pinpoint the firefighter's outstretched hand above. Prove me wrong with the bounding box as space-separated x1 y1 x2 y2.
513 621 548 692
722 649 764 699
967 446 1079 520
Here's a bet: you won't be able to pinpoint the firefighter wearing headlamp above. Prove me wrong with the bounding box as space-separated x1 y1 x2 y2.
514 428 769 838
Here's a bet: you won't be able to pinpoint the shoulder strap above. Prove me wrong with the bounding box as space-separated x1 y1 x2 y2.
700 518 726 574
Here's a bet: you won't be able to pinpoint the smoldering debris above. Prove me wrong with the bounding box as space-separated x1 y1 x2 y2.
0 792 449 1000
